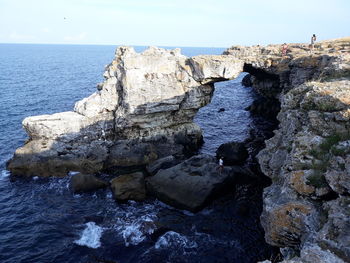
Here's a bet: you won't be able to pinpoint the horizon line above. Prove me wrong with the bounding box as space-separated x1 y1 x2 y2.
0 42 228 49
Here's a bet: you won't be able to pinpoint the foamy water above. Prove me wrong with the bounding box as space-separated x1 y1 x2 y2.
75 222 104 249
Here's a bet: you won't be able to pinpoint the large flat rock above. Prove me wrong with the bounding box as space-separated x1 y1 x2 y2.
146 154 244 212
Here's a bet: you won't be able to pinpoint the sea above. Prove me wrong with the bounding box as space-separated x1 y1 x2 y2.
0 44 274 263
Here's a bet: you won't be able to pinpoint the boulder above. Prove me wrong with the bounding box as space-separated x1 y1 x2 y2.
146 154 239 212
216 141 249 165
146 155 179 175
70 173 109 193
110 172 146 201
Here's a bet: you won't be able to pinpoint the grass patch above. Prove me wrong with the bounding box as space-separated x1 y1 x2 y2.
306 173 328 188
319 134 342 152
319 70 350 82
307 132 350 188
331 146 348 156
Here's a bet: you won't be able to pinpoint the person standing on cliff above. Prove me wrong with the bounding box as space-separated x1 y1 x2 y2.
281 43 288 56
218 157 224 173
310 34 317 51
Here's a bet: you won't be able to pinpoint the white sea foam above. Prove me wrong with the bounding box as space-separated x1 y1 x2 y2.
74 222 103 249
113 202 160 247
115 215 156 246
0 170 10 180
155 231 197 250
106 191 112 199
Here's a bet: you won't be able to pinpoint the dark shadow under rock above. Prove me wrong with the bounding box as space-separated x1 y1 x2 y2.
242 73 252 87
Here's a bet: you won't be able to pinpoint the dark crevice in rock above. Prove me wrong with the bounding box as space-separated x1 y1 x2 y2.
320 190 339 201
243 64 279 81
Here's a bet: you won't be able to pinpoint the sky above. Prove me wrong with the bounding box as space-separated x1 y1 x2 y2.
0 0 349 47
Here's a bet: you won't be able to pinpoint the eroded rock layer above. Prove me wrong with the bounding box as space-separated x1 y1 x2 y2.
7 46 243 177
245 38 350 262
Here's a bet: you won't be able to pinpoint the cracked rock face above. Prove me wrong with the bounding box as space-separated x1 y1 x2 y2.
7 46 243 177
257 79 350 261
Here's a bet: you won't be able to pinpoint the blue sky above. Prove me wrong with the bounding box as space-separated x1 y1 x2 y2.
0 0 349 47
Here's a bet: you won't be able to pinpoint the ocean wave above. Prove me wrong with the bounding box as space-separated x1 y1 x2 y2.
155 231 198 250
74 222 103 249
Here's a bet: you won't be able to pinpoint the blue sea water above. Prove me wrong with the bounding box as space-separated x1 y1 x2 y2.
0 44 272 263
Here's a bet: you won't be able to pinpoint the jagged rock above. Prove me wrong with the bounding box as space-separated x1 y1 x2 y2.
260 190 314 248
70 173 109 193
8 46 242 177
110 172 146 201
146 154 242 212
216 141 248 165
257 72 350 260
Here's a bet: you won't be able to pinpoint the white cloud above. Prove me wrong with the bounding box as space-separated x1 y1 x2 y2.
63 32 87 41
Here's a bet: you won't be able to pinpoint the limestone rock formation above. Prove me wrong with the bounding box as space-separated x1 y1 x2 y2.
7 36 350 262
251 38 350 262
8 46 243 177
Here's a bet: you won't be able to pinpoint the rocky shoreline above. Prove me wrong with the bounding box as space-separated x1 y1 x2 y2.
7 38 350 262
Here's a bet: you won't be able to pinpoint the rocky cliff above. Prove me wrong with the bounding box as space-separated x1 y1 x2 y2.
238 38 349 262
7 38 350 262
7 46 243 177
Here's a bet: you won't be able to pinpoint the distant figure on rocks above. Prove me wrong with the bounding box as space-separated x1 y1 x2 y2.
281 43 288 56
310 34 317 51
218 157 224 173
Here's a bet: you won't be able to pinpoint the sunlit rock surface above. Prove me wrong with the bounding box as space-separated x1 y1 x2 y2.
253 38 350 262
8 46 243 177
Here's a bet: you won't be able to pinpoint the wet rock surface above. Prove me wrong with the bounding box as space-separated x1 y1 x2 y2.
70 173 109 193
110 172 147 202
